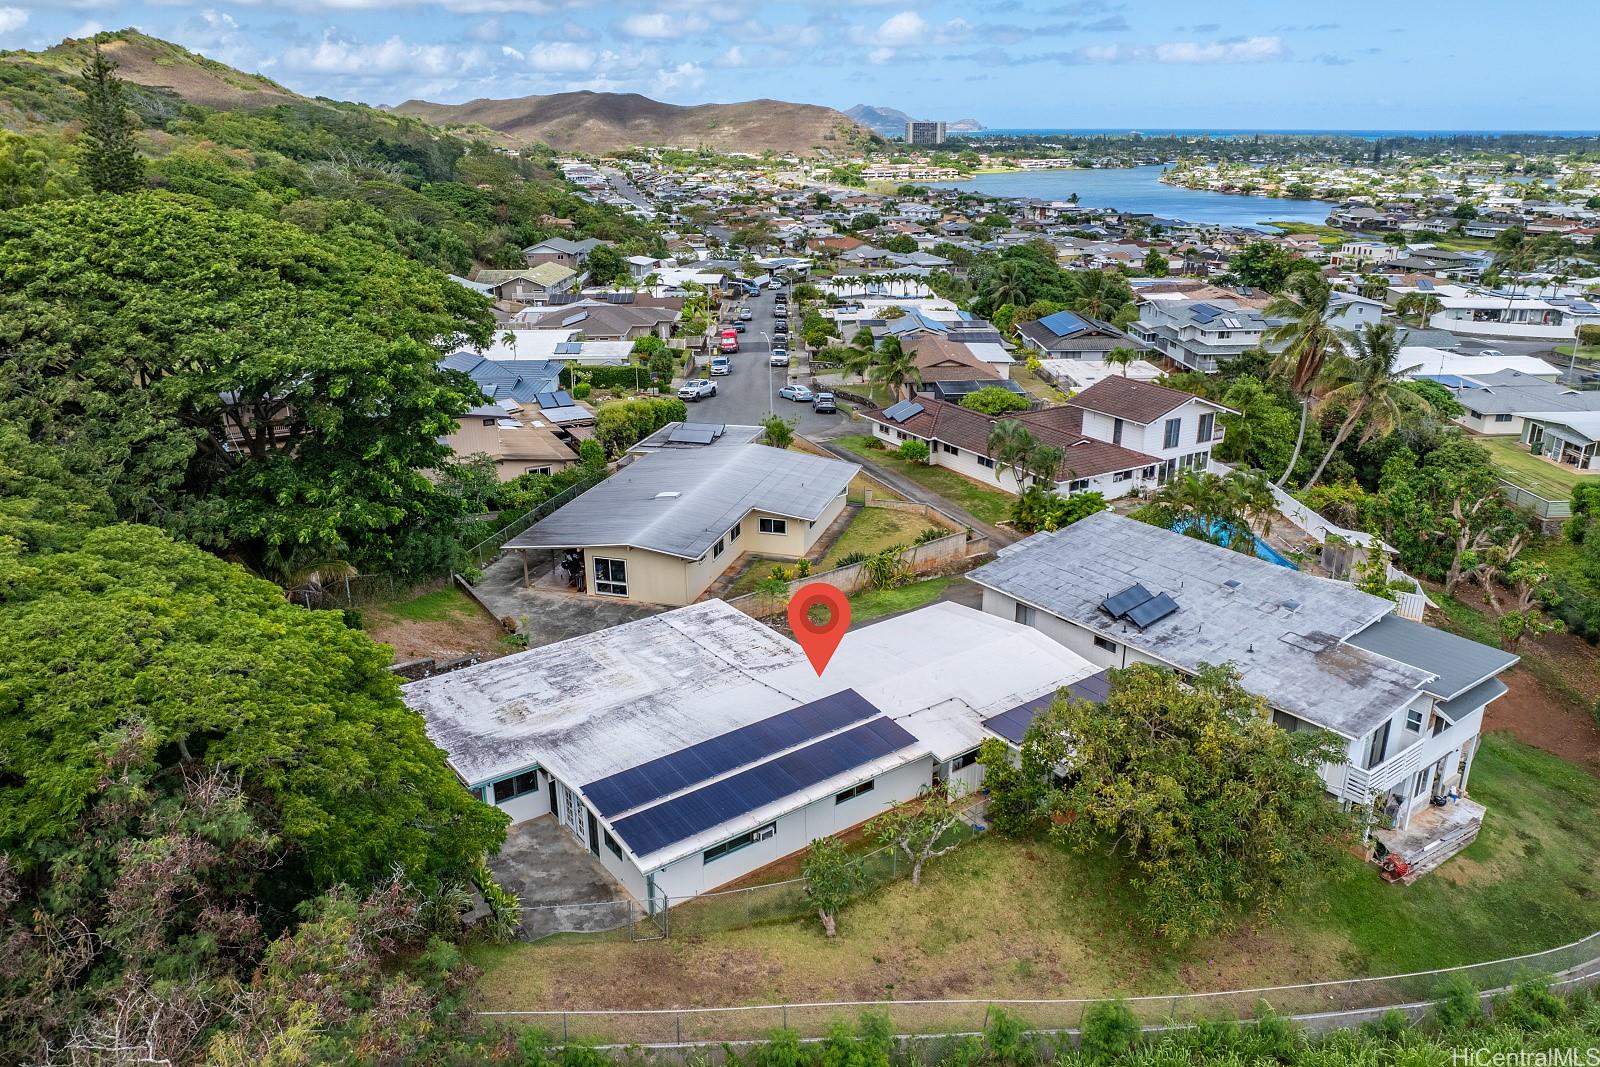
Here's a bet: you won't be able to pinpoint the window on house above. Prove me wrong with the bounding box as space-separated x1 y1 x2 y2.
491 769 541 804
835 780 875 804
470 786 487 803
950 749 980 771
1163 418 1182 449
1406 708 1425 732
1093 635 1118 653
1413 769 1431 798
977 455 995 469
593 557 628 597
1432 714 1448 737
1069 479 1089 492
1140 466 1157 479
758 517 788 535
1015 603 1035 626
703 823 776 863
1494 413 1514 423
941 442 958 455
896 430 908 440
1112 417 1124 445
1113 470 1133 482
1197 412 1215 443
605 831 624 860
729 522 741 541
1272 710 1300 733
712 537 725 559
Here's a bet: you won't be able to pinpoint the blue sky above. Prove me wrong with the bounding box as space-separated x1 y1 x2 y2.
1 0 1591 129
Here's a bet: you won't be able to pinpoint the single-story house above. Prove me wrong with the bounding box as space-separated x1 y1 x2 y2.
1015 310 1140 360
1520 412 1600 473
969 513 1518 870
443 405 579 480
403 599 1103 902
1425 369 1600 437
473 263 582 305
523 237 602 269
504 444 858 605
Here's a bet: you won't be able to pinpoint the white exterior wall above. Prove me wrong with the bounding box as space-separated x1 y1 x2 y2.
478 765 552 824
872 420 1150 500
1456 410 1524 436
1431 308 1577 340
643 756 935 900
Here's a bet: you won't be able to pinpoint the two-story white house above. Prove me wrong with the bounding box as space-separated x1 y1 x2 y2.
862 377 1231 500
968 513 1519 879
1129 300 1279 373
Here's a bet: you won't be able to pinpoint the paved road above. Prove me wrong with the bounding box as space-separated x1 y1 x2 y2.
597 166 654 216
682 287 847 436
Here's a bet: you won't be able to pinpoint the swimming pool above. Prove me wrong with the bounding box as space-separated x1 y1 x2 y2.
1169 518 1298 570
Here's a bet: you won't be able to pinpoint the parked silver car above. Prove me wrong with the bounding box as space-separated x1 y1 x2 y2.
678 378 717 401
778 384 814 402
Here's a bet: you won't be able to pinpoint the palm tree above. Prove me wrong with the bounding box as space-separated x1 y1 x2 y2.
839 344 874 382
500 330 517 356
1395 291 1442 326
1066 269 1124 321
986 419 1037 491
1024 442 1067 488
1263 271 1345 488
1301 322 1428 490
867 336 921 403
982 260 1029 310
1104 346 1139 376
1142 469 1274 554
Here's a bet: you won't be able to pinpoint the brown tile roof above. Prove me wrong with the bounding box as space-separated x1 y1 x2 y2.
864 399 1157 480
905 336 998 381
1068 376 1194 424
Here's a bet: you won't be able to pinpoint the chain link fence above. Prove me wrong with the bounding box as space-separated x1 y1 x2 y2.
482 930 1600 1046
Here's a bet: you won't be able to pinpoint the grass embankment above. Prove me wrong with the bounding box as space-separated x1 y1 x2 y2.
818 507 941 570
1261 221 1348 246
1478 435 1599 499
848 577 953 626
362 584 509 661
470 735 1600 1017
834 435 1012 526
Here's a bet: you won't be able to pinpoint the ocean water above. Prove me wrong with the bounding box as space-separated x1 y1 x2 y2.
926 165 1332 230
962 128 1600 138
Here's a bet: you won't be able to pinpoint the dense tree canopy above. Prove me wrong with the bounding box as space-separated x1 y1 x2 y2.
0 192 498 576
980 663 1353 943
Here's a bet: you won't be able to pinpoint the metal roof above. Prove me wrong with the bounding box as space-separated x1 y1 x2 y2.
504 445 858 560
1343 614 1519 700
969 514 1434 738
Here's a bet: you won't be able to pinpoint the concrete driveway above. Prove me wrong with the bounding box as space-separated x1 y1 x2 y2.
471 553 664 649
488 816 637 940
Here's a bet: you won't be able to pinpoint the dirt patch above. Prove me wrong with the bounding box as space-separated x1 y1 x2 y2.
366 613 509 663
1484 666 1600 773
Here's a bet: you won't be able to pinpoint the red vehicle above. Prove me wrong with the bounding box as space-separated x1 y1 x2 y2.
719 328 739 354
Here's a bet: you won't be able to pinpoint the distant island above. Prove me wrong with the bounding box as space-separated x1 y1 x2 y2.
846 104 985 138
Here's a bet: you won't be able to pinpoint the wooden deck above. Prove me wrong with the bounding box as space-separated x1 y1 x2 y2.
1372 797 1486 884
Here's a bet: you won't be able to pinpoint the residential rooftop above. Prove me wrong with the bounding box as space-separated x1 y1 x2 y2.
968 513 1436 738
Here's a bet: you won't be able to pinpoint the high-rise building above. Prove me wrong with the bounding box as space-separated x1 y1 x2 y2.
904 121 947 146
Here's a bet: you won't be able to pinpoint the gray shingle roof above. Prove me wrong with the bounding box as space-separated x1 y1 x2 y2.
968 513 1433 738
1343 615 1519 700
505 445 858 560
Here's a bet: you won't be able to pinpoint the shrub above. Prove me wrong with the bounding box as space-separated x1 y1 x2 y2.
572 382 591 400
1079 1001 1139 1063
959 386 1030 415
913 526 947 545
794 559 811 578
1430 973 1484 1030
833 550 869 567
862 546 912 590
897 440 931 463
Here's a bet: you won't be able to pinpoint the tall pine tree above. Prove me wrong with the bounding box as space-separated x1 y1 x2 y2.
77 43 144 194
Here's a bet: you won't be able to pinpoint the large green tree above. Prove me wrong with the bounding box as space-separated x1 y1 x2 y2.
983 663 1353 943
1301 323 1428 490
0 193 496 576
0 520 508 890
1263 271 1346 486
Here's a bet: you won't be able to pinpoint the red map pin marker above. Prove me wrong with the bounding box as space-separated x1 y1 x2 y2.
787 582 851 676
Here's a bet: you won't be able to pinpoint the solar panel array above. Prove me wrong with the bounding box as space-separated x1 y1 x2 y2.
1101 583 1153 618
611 716 916 857
882 400 926 423
560 310 589 327
581 690 881 818
554 341 583 355
1190 303 1222 324
667 425 716 445
1039 310 1090 337
534 390 574 409
980 670 1113 743
1126 592 1180 628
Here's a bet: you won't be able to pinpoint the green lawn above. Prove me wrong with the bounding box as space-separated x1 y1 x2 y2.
722 556 793 599
366 585 477 623
471 734 1600 1024
1262 220 1348 246
818 507 940 570
834 435 1013 526
1478 435 1599 500
848 576 952 626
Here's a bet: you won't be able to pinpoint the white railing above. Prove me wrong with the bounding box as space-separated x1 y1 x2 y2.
1340 738 1424 803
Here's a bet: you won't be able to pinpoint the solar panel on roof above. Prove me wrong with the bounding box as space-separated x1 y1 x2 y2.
900 402 924 420
1417 278 1434 290
582 690 883 818
1039 310 1090 337
1101 583 1153 618
1127 592 1180 628
610 715 915 857
560 310 589 327
554 341 583 355
668 425 716 445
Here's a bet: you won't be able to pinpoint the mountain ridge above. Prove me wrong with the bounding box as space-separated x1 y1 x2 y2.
393 91 876 155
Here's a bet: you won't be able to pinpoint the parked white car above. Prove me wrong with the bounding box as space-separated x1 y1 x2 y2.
678 379 717 400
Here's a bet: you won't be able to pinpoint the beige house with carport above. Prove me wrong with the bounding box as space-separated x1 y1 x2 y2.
504 442 858 606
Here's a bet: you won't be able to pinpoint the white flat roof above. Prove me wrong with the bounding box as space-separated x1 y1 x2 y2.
403 599 1099 866
1401 347 1561 380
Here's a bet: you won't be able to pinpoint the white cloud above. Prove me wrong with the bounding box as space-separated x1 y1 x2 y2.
875 11 925 45
720 45 747 67
868 46 895 64
0 7 26 34
619 11 706 39
652 60 704 94
856 10 969 47
466 17 504 42
525 40 597 71
279 32 485 77
1078 35 1285 64
71 19 104 37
